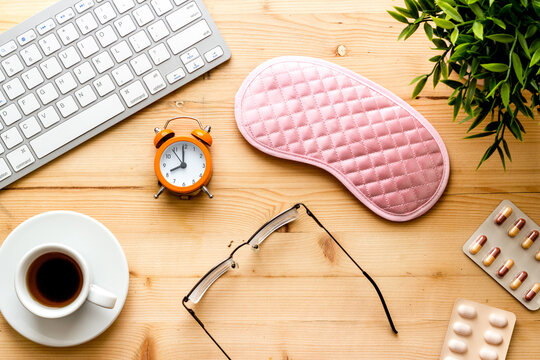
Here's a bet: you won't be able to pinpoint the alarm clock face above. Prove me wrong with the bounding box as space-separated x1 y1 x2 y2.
158 140 209 189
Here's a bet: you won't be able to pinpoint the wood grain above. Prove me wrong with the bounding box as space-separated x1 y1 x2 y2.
0 0 538 359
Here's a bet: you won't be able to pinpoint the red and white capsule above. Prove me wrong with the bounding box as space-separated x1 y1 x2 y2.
510 271 528 290
524 283 540 302
497 259 514 277
508 218 526 237
522 230 539 249
495 206 512 225
483 247 500 266
469 235 487 255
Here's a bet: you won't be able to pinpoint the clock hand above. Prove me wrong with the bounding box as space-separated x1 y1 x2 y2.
181 146 187 168
170 164 183 172
172 149 187 169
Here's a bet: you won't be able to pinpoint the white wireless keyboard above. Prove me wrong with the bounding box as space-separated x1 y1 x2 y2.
0 0 230 188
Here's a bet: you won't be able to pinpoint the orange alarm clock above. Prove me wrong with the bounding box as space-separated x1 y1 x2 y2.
153 117 213 199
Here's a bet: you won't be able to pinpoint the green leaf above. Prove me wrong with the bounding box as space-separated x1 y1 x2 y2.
486 34 515 43
409 74 427 85
404 0 419 18
464 131 496 139
489 18 506 29
470 3 485 19
432 38 448 48
412 76 428 98
437 0 464 22
441 60 448 79
388 11 409 24
441 79 463 89
501 82 510 107
450 27 459 44
429 55 441 62
489 0 495 6
525 25 537 38
394 6 414 18
484 121 500 132
453 92 462 120
531 48 540 66
398 25 411 40
432 17 455 29
511 53 523 85
476 143 498 169
433 63 441 87
517 31 531 59
472 21 483 40
480 63 509 72
424 23 433 40
402 23 419 40
497 146 506 171
502 138 512 161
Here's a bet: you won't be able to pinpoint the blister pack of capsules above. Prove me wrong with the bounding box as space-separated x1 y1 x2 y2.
440 298 516 360
463 200 539 311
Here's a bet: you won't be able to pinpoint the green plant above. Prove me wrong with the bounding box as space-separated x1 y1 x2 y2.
388 0 540 169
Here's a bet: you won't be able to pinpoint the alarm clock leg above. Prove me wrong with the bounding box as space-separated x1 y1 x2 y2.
201 186 214 199
154 185 166 199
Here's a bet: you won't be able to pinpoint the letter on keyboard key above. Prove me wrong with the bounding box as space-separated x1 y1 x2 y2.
40 58 62 79
167 20 212 55
31 95 125 158
1 127 24 149
0 158 12 181
18 93 40 115
56 96 79 118
120 81 148 107
37 107 60 128
94 75 116 96
19 116 41 138
7 145 35 171
0 104 22 125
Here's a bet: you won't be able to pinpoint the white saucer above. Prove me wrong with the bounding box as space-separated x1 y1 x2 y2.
0 211 129 347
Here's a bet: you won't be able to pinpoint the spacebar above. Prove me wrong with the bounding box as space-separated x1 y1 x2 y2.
30 95 125 159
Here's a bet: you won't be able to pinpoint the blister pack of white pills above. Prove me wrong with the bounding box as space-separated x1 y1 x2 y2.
440 299 516 360
463 200 540 311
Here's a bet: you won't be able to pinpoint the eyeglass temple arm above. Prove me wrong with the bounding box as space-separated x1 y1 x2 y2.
297 203 398 334
182 297 232 359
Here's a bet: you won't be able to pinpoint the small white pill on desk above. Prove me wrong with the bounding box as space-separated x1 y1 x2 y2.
448 339 468 354
489 313 508 328
484 330 503 345
453 321 472 336
479 347 499 360
458 304 477 319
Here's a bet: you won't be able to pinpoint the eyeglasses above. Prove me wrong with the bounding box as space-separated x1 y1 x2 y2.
182 203 397 359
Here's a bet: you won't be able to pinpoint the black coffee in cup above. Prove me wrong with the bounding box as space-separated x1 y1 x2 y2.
26 252 83 307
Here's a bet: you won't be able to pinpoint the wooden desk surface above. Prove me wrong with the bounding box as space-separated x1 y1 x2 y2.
0 0 538 359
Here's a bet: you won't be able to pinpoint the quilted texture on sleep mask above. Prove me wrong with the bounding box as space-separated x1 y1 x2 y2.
235 57 450 222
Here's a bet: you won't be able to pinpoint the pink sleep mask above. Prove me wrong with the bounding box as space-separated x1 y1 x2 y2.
235 57 450 222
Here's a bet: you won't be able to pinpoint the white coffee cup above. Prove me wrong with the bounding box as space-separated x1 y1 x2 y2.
14 243 117 319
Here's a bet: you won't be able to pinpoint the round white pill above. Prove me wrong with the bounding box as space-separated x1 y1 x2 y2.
479 347 499 360
484 330 503 345
448 339 468 354
453 321 472 336
458 304 477 319
489 313 508 328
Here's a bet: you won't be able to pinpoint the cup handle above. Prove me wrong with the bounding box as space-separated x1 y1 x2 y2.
87 284 117 309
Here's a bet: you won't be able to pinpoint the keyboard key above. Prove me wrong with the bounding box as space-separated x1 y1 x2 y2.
18 93 40 115
112 0 135 14
151 0 173 16
93 74 116 96
180 48 199 64
59 46 81 68
37 83 60 105
185 56 204 73
143 70 166 94
56 96 79 117
37 106 60 128
133 5 154 27
6 145 35 171
19 116 41 138
130 53 152 75
166 2 201 32
75 0 95 13
77 36 100 58
17 29 37 46
94 2 117 24
0 104 22 125
96 25 118 47
74 62 96 84
40 57 62 79
0 41 17 57
166 67 186 84
167 20 211 55
1 127 24 149
31 95 125 158
1 54 24 76
204 45 224 63
3 78 25 100
74 85 97 107
112 64 133 86
111 41 132 62
148 43 170 65
55 73 78 94
120 80 147 107
114 15 136 37
0 158 12 181
21 67 44 89
0 91 6 107
129 31 151 52
148 20 169 42
56 8 75 24
173 0 188 4
38 33 61 55
76 13 99 35
58 23 80 45
20 44 42 66
92 52 115 73
36 19 56 35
